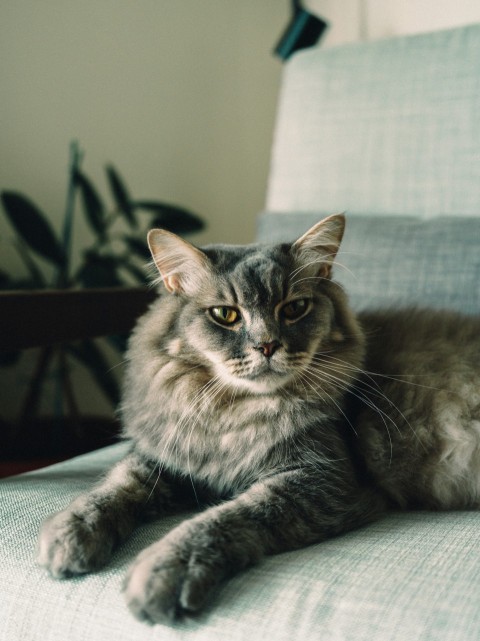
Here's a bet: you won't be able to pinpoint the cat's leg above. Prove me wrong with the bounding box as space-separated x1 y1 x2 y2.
123 467 384 623
37 450 177 578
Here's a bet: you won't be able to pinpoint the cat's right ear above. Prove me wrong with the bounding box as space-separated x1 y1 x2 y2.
147 229 211 295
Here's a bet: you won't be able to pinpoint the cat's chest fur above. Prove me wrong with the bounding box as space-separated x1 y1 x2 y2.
120 280 344 494
121 326 320 493
123 370 313 494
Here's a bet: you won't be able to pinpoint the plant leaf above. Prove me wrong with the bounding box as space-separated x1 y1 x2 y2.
13 238 47 287
105 165 136 228
107 333 129 353
76 252 123 288
0 351 21 367
67 339 120 406
75 170 106 239
99 251 148 284
1 192 66 267
0 268 11 288
2 277 45 291
133 200 204 235
120 260 148 284
123 235 151 259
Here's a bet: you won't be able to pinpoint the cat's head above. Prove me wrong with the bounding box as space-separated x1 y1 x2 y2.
147 214 363 394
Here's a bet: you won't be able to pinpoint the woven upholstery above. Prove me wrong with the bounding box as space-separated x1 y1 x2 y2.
267 25 480 218
2 444 480 641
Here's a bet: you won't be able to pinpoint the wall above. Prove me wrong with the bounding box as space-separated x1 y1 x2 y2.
0 0 286 274
310 0 480 46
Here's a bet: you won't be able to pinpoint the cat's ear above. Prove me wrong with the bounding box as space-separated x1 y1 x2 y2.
292 213 345 279
147 229 211 295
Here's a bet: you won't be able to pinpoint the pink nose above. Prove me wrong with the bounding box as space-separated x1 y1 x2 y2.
255 341 281 358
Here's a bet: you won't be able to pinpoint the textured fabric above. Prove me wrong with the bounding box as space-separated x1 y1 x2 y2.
1 444 480 641
257 212 480 314
266 24 480 217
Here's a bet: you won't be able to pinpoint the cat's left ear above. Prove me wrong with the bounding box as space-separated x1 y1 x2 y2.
292 213 345 279
147 229 211 295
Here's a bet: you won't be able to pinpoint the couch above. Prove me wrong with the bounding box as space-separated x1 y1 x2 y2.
2 23 480 641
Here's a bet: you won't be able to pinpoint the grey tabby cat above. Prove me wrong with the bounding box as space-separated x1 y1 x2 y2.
37 214 480 623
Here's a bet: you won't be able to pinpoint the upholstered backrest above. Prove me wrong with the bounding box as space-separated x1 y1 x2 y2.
265 24 480 218
258 213 480 313
259 24 480 313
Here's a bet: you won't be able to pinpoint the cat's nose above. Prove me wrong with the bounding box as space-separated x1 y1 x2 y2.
254 340 281 358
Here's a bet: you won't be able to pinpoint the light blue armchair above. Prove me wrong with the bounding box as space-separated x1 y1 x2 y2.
2 23 480 641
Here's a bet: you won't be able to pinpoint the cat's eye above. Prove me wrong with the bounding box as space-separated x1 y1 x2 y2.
282 299 310 321
209 306 240 326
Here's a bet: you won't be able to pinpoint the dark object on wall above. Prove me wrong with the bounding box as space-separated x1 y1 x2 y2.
274 0 328 61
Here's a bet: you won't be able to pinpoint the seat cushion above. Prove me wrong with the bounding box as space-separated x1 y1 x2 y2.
1 444 480 641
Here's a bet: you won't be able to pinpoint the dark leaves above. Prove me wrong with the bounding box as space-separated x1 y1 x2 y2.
76 252 123 288
123 235 151 259
0 351 21 367
68 340 120 406
101 249 149 284
106 165 136 228
119 260 148 284
134 200 204 235
13 240 47 287
75 171 106 239
1 192 66 267
107 333 129 353
0 269 11 289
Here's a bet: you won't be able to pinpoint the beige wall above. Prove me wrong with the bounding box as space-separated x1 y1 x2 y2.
0 0 286 274
311 0 480 46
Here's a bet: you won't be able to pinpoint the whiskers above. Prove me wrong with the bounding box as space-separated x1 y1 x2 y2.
226 351 311 379
303 352 431 462
301 358 394 462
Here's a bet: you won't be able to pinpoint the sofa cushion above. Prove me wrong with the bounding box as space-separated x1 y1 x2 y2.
266 24 480 218
1 443 480 641
257 212 480 314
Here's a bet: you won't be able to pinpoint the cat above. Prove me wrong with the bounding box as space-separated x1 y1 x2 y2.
37 214 480 624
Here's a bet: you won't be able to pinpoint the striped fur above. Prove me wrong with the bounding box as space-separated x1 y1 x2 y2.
37 214 480 624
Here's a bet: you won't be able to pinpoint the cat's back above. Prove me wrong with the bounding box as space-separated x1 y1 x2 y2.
354 307 480 509
359 307 480 364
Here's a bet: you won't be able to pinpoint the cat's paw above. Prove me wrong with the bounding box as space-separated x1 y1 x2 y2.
37 505 114 578
123 528 225 624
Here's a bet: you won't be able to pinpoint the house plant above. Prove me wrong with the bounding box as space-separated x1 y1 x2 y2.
0 142 204 468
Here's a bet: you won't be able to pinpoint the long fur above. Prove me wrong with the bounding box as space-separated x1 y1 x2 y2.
37 215 480 624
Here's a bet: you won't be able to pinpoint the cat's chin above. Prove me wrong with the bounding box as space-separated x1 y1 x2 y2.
205 350 297 395
224 370 294 395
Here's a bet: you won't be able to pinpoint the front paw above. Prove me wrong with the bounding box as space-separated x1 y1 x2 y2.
37 505 114 579
123 527 225 624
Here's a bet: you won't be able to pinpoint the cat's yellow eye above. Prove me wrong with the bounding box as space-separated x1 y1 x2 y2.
210 306 240 326
282 299 309 321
